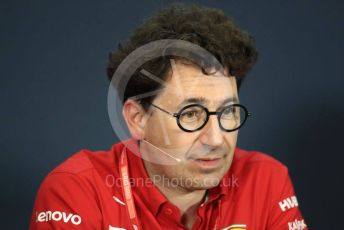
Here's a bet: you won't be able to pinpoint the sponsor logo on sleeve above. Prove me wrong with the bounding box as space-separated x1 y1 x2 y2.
279 195 299 212
221 224 247 230
288 219 307 230
36 210 82 225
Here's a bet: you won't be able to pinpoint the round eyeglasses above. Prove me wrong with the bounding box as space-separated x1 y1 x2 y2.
148 103 252 132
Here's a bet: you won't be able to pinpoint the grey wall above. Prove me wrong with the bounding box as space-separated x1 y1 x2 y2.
1 0 343 229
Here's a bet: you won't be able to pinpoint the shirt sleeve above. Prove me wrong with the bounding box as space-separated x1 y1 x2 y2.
267 165 308 230
29 172 102 230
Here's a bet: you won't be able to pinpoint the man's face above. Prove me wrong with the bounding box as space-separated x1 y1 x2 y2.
141 60 239 190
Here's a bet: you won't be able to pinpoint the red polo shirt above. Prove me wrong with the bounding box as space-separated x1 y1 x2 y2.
29 140 307 230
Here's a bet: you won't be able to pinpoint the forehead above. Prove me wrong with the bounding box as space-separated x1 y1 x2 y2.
156 60 238 105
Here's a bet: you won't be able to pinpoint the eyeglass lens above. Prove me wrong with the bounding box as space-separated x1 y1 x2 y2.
178 104 246 132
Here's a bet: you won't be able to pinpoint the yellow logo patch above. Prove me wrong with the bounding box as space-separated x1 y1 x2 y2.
222 224 247 230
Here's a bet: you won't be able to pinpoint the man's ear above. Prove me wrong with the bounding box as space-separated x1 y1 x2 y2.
122 100 148 140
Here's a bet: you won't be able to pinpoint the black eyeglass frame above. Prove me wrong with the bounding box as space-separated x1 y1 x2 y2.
148 103 252 133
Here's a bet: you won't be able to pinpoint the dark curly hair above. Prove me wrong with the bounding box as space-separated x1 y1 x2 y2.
107 3 258 111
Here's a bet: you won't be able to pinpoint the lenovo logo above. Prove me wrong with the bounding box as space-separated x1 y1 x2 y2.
36 210 82 225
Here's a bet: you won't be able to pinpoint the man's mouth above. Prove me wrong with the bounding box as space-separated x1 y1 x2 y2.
190 155 225 169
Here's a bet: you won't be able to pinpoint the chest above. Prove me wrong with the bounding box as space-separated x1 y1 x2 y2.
101 191 268 230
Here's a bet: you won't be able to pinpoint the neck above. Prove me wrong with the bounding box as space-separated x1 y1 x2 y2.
143 159 207 228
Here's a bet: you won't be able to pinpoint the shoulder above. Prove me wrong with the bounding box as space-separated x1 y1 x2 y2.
30 146 120 230
46 141 126 178
34 150 107 196
223 147 290 190
30 143 126 227
50 148 116 175
219 151 306 228
231 147 288 174
36 142 125 197
223 147 294 197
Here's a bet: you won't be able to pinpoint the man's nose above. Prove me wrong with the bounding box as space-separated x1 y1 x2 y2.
198 115 224 147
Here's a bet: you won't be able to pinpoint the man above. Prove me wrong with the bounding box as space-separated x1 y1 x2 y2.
30 4 307 230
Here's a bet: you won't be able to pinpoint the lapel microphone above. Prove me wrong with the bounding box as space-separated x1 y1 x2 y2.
141 139 182 163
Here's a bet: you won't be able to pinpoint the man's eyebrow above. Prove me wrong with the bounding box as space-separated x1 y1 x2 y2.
178 97 208 109
220 97 239 106
177 97 239 110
